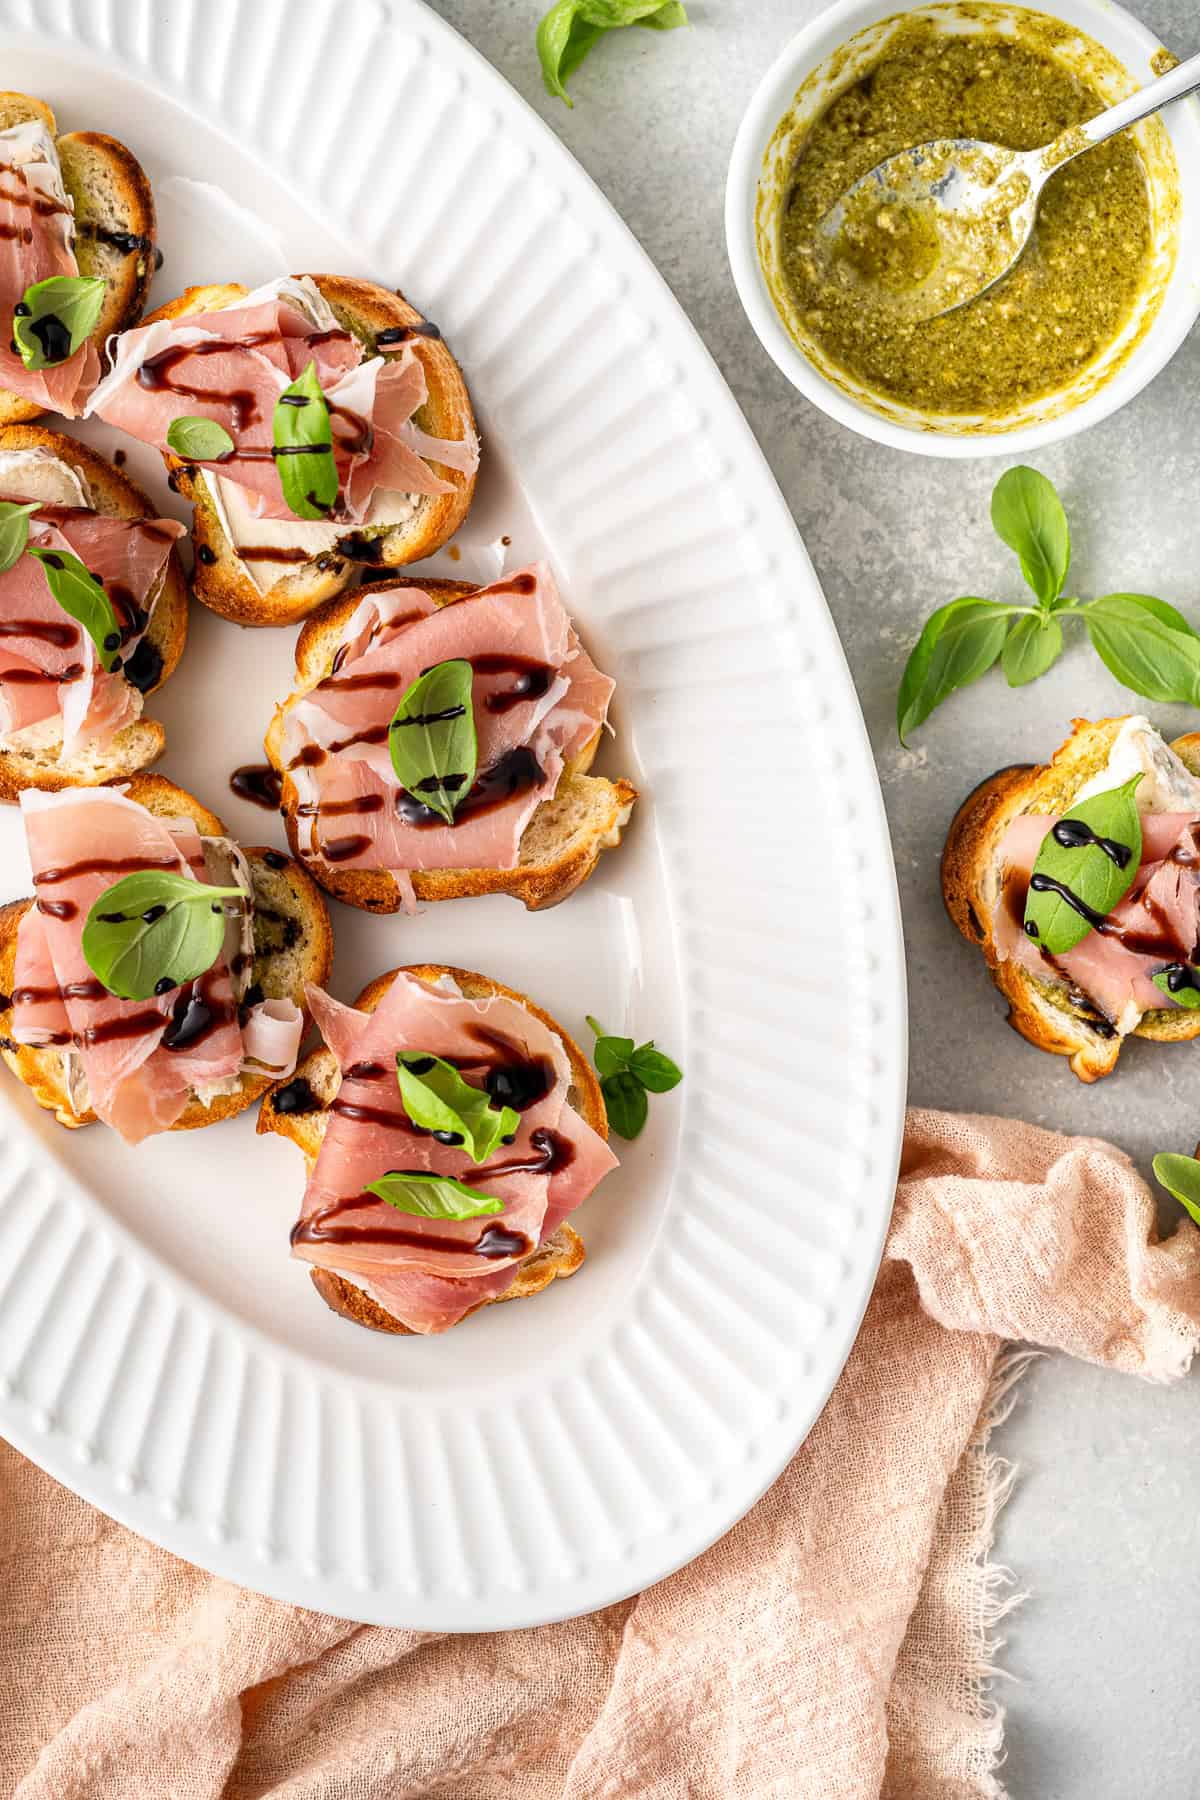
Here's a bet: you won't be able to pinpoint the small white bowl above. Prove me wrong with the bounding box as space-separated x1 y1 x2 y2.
725 0 1200 457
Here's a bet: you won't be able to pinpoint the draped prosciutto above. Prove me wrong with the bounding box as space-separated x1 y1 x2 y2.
87 275 478 523
0 120 100 417
281 563 614 888
291 973 617 1335
11 788 302 1143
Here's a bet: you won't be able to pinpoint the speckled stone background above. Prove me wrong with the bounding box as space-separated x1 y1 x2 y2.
431 3 1200 1792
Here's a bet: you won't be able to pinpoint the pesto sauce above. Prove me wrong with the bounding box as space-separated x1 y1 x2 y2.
778 22 1153 415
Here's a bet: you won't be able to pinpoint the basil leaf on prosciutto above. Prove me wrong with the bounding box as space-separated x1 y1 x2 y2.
387 659 477 826
1023 776 1143 955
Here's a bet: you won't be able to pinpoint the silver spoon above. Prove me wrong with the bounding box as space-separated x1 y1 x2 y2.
815 49 1200 323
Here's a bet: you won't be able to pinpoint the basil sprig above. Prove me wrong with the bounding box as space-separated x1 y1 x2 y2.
363 1170 503 1220
1152 1153 1200 1225
1023 775 1142 956
1151 966 1200 1009
0 501 39 576
586 1015 682 1140
13 274 106 370
388 658 477 825
81 870 245 1000
28 548 123 672
396 1051 520 1163
898 467 1200 740
537 0 688 107
166 416 235 461
273 359 338 520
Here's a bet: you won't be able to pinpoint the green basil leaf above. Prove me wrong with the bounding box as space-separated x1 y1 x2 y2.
1084 593 1200 706
601 1069 649 1140
1152 1153 1200 1225
537 0 688 106
27 547 123 672
1001 612 1063 687
896 598 1013 743
363 1170 504 1220
1023 774 1143 955
990 466 1070 607
81 870 245 1000
1151 966 1200 1009
628 1043 683 1092
586 1016 634 1077
13 274 107 370
166 416 235 461
388 657 477 825
395 1051 520 1165
273 359 338 521
0 501 39 576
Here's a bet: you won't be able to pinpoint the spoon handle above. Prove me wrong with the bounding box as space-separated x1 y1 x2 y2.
1071 49 1200 155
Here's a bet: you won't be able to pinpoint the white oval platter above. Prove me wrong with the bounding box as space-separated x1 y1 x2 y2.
0 0 907 1627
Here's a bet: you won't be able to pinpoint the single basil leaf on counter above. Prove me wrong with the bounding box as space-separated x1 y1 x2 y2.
166 416 236 461
27 547 123 672
1151 966 1200 1010
896 598 1013 743
1001 612 1063 687
1084 593 1200 707
602 1069 649 1140
586 1015 635 1077
396 1051 520 1165
628 1043 683 1093
13 274 106 370
537 0 688 107
0 501 39 576
388 658 477 825
363 1170 504 1220
1023 774 1143 956
990 466 1070 608
1151 1153 1200 1226
273 359 338 521
81 870 245 1001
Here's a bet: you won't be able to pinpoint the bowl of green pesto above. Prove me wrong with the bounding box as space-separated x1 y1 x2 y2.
726 0 1200 455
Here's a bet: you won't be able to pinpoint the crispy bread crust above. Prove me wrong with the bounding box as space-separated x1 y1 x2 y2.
257 963 607 1333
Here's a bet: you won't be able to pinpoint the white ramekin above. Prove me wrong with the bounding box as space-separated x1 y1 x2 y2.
725 0 1200 457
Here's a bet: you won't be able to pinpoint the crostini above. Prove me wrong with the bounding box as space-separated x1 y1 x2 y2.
0 424 188 795
264 562 636 913
0 92 156 422
86 274 478 626
0 776 332 1141
258 963 616 1335
943 714 1200 1082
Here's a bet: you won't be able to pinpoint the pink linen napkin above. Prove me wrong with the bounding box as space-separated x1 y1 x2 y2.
3 1107 1198 1799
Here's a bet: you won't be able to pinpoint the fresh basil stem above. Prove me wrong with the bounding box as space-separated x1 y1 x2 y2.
81 871 246 1001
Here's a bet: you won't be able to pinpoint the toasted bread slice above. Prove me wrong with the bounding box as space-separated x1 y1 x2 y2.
265 577 637 913
258 963 602 1333
942 716 1200 1081
0 423 189 798
0 94 156 425
149 276 477 627
0 773 333 1130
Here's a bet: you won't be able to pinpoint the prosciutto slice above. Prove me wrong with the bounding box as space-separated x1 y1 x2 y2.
292 972 617 1334
0 121 100 417
282 563 614 879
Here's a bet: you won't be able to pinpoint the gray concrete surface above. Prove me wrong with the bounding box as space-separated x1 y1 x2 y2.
427 1 1200 1791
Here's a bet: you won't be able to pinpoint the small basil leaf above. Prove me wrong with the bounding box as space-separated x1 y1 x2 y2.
601 1069 649 1140
628 1043 683 1092
1001 612 1063 687
13 274 107 370
166 416 235 461
1151 966 1200 1009
363 1170 504 1220
896 598 1013 742
585 1017 635 1077
395 1052 520 1165
537 0 688 107
0 501 39 576
1084 594 1200 706
273 358 338 521
388 658 477 825
990 466 1070 607
27 547 123 672
1152 1152 1200 1225
1023 774 1143 956
81 871 245 1000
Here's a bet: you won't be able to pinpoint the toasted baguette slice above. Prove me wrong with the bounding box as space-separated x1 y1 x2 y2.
942 716 1200 1082
0 773 333 1130
0 94 156 425
150 276 477 627
265 577 637 913
258 963 602 1333
0 424 189 799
